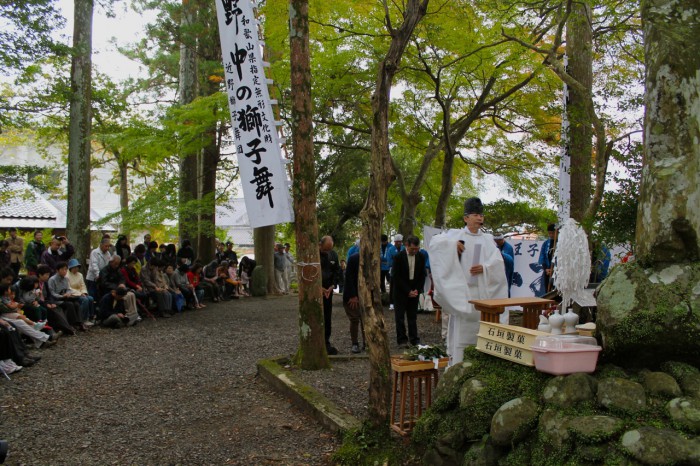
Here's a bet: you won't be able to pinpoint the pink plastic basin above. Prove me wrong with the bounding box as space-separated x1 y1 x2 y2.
530 342 602 375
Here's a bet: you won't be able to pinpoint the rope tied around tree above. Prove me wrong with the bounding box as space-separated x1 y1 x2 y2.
296 262 320 282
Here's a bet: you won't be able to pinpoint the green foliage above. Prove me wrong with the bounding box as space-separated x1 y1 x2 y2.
332 421 419 466
482 200 557 235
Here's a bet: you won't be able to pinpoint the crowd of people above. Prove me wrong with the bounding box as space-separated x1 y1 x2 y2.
0 230 255 376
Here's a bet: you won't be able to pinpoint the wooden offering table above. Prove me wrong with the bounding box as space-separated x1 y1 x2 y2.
390 357 448 436
469 297 555 330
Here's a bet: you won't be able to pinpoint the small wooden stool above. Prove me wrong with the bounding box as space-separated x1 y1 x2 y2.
390 365 439 436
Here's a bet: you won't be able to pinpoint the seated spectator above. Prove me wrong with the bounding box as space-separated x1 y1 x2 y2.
67 259 96 323
98 255 125 298
40 236 75 274
202 260 222 302
115 234 131 260
0 268 15 289
120 255 149 305
1 318 42 371
36 265 76 335
0 284 57 349
140 258 173 317
147 241 159 263
98 288 140 328
177 239 196 266
47 261 88 331
186 263 206 309
157 243 167 261
221 260 242 298
163 264 185 312
162 243 177 268
132 244 147 275
17 276 47 322
172 264 196 309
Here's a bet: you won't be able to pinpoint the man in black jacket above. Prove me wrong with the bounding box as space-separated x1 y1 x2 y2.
319 236 341 355
391 235 427 347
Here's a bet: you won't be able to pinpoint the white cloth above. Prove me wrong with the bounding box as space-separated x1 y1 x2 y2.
428 228 508 366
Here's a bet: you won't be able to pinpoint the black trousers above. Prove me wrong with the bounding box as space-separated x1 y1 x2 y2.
380 270 389 293
323 291 334 346
1 325 30 364
395 296 420 345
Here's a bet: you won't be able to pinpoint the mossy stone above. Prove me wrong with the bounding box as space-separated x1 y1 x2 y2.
666 397 700 433
459 378 487 408
568 415 625 443
642 371 683 398
490 397 539 447
595 262 700 366
679 372 700 399
660 361 699 381
542 373 597 407
596 363 629 379
462 436 504 466
597 378 647 413
538 409 573 449
620 427 694 465
434 360 475 405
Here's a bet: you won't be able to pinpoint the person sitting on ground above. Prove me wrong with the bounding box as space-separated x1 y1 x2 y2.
161 243 177 268
40 236 75 275
172 263 196 309
223 242 238 264
47 261 89 331
147 241 159 263
1 317 42 371
156 243 167 261
163 263 185 312
0 284 57 349
132 244 147 275
86 237 112 301
140 257 173 317
17 276 47 322
24 230 46 276
98 287 140 328
66 259 95 323
98 255 126 297
177 239 196 266
186 262 206 308
115 234 131 260
219 260 241 298
36 264 76 335
202 260 223 302
120 255 150 305
0 268 15 289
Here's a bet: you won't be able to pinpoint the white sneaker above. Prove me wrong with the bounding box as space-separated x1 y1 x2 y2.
34 321 46 331
0 359 22 374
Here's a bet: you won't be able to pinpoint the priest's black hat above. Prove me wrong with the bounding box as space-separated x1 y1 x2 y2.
464 197 484 215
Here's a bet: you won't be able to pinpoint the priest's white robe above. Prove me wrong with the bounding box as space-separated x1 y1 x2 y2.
428 228 508 366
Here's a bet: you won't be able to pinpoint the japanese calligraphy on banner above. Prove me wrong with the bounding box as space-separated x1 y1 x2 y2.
558 54 571 223
215 0 293 228
506 239 546 298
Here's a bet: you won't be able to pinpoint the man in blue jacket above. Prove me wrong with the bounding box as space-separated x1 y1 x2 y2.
494 234 514 297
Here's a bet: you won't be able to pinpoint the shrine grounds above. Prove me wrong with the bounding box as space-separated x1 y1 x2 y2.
0 293 444 465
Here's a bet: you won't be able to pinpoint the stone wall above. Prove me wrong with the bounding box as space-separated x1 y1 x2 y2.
414 347 700 465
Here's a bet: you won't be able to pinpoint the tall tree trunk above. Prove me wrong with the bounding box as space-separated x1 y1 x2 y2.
566 1 593 223
289 0 328 370
359 0 429 428
434 150 455 228
178 0 199 245
66 0 93 264
118 157 128 223
254 226 276 293
198 131 218 262
636 0 700 265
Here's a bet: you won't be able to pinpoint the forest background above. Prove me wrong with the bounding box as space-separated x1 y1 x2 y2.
0 0 641 261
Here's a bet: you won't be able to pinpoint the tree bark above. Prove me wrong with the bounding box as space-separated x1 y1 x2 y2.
118 157 128 218
636 0 700 265
66 0 93 264
566 0 593 223
178 0 199 245
254 226 276 293
359 0 429 428
289 0 328 370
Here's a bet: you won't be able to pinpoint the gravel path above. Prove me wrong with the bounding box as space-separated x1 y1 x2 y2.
0 293 445 465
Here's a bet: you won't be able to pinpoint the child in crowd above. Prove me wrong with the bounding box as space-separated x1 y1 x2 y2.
186 263 206 309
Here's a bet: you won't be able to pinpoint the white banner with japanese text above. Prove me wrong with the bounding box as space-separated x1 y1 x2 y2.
215 0 293 228
506 239 546 298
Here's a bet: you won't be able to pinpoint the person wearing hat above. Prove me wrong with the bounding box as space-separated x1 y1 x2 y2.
537 223 557 296
428 197 508 366
493 233 514 297
67 258 96 323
